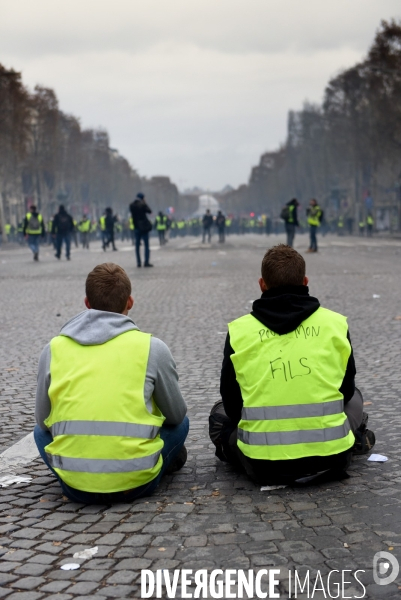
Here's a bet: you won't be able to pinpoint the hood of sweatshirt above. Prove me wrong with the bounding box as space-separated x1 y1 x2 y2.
59 309 139 345
251 285 320 335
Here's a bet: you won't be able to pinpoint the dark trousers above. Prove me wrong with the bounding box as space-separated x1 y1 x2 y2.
56 233 71 258
285 223 296 247
158 230 166 246
81 232 89 249
104 230 116 250
218 227 225 243
309 225 318 251
209 391 364 484
135 230 150 266
202 226 211 243
34 417 189 504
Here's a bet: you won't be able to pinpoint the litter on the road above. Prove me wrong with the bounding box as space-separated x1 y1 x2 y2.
260 484 287 491
73 546 98 560
372 294 381 298
60 563 80 571
0 475 32 487
368 454 388 462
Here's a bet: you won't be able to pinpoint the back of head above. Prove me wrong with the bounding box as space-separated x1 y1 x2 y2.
85 263 132 314
261 244 305 289
30 205 37 213
59 204 65 212
105 207 112 215
136 193 144 201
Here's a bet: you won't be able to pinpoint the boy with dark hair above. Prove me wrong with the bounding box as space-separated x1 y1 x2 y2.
34 263 188 503
209 244 375 485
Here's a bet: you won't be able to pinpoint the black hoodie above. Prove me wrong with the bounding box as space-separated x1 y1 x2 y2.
220 285 356 425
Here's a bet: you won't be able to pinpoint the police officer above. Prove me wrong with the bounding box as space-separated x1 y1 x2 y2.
155 211 168 246
23 205 45 261
209 244 375 485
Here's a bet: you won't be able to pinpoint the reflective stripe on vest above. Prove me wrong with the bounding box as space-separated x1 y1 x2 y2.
228 309 354 461
46 449 161 473
238 421 350 446
50 420 160 438
45 330 164 493
241 399 344 421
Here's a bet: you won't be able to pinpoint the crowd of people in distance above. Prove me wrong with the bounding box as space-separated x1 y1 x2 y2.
1 192 377 263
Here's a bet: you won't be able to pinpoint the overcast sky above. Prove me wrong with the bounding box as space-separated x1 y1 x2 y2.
1 1 400 190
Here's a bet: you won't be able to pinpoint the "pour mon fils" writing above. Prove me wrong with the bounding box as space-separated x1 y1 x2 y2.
258 324 320 342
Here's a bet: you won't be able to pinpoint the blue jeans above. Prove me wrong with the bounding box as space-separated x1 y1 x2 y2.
28 234 40 255
33 416 189 504
309 225 318 251
135 230 150 266
56 233 71 258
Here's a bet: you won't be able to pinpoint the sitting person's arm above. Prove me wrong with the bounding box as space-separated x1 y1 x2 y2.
340 331 356 404
148 338 187 424
35 344 51 431
220 333 243 425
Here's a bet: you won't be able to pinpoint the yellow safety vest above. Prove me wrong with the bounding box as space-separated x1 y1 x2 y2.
44 330 165 493
25 212 43 235
307 206 322 227
228 308 354 462
129 217 135 230
367 216 374 225
99 216 106 231
156 216 167 231
78 219 91 233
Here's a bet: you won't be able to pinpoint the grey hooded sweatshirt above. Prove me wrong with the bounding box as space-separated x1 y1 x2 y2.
36 310 187 430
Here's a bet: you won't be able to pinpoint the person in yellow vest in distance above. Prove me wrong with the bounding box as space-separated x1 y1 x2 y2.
78 215 91 249
337 215 344 236
366 213 374 237
358 219 365 236
23 205 46 261
155 211 168 246
306 198 323 252
128 216 135 245
209 244 375 486
34 263 189 503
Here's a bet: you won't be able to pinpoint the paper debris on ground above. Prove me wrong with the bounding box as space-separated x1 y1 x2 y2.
0 475 32 487
368 454 388 462
73 546 98 560
61 563 80 570
372 294 381 299
260 485 287 491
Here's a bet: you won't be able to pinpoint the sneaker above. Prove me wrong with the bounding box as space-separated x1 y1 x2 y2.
34 252 39 261
165 446 187 474
54 253 60 260
144 263 154 267
353 412 376 455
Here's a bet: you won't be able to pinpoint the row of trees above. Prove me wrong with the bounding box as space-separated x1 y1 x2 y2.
220 20 401 231
0 66 181 236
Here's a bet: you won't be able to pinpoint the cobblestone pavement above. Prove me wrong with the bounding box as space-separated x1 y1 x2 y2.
1 232 401 599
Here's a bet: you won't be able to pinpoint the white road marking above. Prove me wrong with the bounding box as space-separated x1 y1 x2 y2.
0 432 39 472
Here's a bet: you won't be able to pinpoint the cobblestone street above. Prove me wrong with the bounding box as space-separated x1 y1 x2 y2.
1 232 401 599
